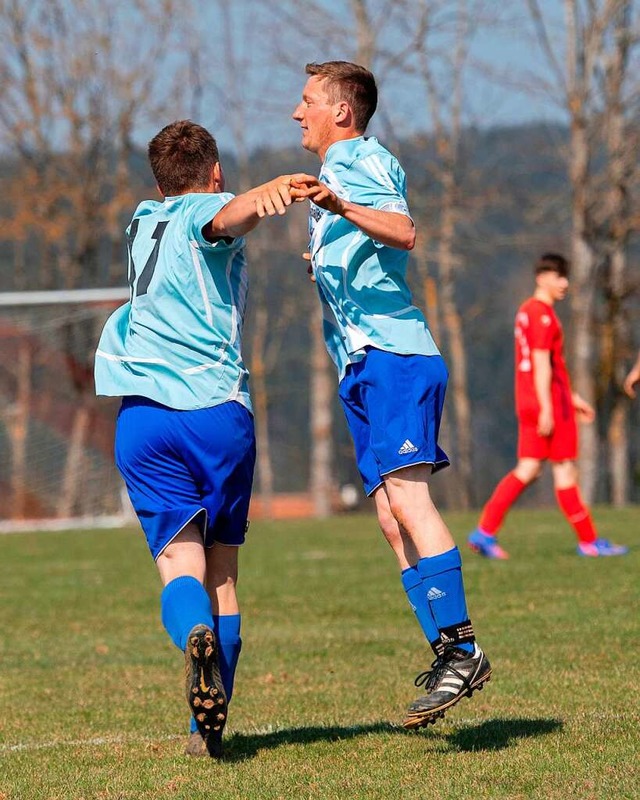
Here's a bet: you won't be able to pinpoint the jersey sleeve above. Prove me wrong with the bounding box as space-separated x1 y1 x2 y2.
527 304 555 350
342 153 411 217
187 192 237 249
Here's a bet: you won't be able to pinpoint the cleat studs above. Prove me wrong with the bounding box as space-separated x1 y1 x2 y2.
205 646 213 658
212 688 218 696
192 698 202 707
203 700 214 709
196 713 206 722
217 713 225 721
192 687 199 695
218 698 224 705
213 725 221 731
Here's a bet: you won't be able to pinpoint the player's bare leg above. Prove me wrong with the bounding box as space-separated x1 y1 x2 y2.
513 457 544 485
185 544 241 756
205 543 240 616
382 465 455 558
158 524 227 758
378 466 491 727
373 486 419 570
374 486 449 658
551 461 628 556
156 523 207 585
469 458 542 559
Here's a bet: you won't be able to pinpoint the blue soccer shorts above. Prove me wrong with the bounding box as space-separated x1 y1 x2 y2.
338 349 450 496
115 397 256 560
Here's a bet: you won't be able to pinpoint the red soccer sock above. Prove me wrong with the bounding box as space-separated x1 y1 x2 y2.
479 472 527 535
555 485 597 544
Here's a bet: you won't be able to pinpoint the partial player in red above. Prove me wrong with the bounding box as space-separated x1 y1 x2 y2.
623 350 640 399
468 253 628 559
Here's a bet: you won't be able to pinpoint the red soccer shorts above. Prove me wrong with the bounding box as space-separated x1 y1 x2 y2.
517 410 578 461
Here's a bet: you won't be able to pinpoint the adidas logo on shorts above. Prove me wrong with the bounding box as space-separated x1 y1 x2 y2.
398 439 419 455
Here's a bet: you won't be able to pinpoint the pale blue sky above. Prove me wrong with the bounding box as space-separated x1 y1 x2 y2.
184 0 569 156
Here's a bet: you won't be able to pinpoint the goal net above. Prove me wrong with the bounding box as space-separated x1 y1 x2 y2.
0 289 133 531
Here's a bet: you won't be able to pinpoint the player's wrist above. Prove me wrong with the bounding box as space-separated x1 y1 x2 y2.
333 196 346 216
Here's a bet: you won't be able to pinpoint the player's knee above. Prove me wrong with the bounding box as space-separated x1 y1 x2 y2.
552 460 577 487
377 505 400 543
515 461 543 484
211 573 237 593
386 495 414 533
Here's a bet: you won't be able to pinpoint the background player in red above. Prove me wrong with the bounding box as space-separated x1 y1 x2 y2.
468 253 628 559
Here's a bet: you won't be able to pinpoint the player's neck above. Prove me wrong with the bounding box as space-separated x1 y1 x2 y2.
319 131 364 160
533 287 555 307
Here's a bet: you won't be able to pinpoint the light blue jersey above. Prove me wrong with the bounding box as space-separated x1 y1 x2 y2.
95 192 251 411
309 136 439 379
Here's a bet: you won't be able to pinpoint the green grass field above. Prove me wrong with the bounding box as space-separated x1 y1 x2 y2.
0 509 638 800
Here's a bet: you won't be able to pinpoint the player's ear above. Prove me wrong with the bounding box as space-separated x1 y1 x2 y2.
155 184 164 199
334 101 350 124
212 162 225 193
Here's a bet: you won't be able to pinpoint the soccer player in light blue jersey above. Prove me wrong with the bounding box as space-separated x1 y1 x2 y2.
95 120 309 757
292 62 491 728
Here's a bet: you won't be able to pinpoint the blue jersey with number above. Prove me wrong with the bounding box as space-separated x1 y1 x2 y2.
309 136 440 379
95 192 251 412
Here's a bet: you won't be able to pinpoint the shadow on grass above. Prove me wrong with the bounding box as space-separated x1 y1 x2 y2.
443 717 563 752
222 717 562 761
223 722 402 761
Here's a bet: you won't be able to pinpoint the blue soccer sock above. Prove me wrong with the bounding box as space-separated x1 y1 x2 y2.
401 566 442 655
417 547 475 654
160 575 214 651
213 614 242 702
188 613 242 735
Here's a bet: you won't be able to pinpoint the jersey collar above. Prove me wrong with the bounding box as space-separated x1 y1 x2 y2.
323 135 374 165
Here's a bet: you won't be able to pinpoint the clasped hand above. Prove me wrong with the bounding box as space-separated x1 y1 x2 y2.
290 177 344 215
252 173 317 218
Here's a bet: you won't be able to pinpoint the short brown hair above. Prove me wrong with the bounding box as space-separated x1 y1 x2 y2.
535 252 570 278
148 120 219 196
305 61 377 132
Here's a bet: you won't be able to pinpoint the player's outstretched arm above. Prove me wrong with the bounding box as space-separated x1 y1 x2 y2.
623 351 640 398
206 173 316 240
291 178 415 250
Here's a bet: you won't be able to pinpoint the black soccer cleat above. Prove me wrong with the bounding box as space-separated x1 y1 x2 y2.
185 624 228 758
402 643 492 729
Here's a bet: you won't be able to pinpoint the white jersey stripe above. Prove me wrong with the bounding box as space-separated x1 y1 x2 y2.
95 349 169 366
190 240 213 327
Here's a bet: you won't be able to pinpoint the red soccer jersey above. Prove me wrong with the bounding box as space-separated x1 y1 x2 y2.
514 297 573 422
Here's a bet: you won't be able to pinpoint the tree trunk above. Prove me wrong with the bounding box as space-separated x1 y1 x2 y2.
251 306 274 519
310 305 334 518
566 0 598 503
569 229 599 503
57 398 91 518
607 398 628 507
424 275 456 508
603 0 632 505
352 0 375 68
437 172 473 508
6 340 32 519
